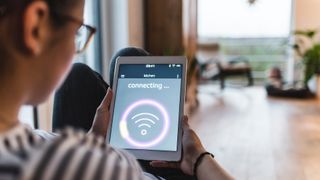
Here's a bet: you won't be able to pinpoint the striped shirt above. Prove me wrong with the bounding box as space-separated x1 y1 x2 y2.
0 124 158 180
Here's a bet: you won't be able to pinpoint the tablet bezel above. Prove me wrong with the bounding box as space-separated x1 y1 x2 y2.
106 56 187 161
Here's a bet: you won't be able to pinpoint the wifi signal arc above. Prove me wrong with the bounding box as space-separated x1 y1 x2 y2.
138 123 151 128
134 118 156 124
131 113 159 120
131 112 160 136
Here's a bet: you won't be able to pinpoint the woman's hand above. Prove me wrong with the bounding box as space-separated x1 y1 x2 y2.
150 116 206 175
89 89 113 138
179 116 207 175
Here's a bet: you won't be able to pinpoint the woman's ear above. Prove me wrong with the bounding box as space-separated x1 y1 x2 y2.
23 1 49 55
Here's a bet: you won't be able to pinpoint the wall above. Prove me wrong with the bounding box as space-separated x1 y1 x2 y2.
295 0 320 30
38 95 53 131
128 0 145 47
290 0 320 82
144 0 184 55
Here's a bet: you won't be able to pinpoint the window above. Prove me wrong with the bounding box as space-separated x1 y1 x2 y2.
198 0 292 39
198 0 293 80
19 106 35 128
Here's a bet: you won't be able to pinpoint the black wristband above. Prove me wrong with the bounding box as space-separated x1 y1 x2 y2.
193 152 214 179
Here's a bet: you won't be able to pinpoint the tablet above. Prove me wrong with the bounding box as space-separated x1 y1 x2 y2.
106 56 187 161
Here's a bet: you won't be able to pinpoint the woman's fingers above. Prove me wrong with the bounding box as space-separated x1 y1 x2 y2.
90 89 113 137
98 88 113 110
182 115 190 129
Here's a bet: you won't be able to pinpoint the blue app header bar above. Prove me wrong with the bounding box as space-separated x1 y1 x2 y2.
118 64 183 79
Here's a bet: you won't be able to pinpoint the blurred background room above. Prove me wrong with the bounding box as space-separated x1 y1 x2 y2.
19 0 320 179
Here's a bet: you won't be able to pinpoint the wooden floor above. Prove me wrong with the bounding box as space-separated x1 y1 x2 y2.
189 85 320 180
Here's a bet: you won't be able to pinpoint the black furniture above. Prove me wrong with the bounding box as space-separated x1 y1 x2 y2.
217 56 254 89
200 56 254 89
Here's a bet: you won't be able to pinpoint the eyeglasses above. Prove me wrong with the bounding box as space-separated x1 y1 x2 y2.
59 15 97 54
75 23 97 54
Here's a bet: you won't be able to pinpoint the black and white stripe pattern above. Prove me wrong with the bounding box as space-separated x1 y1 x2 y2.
0 124 148 180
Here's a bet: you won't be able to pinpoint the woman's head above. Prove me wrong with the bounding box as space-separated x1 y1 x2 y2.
0 0 85 105
268 66 282 80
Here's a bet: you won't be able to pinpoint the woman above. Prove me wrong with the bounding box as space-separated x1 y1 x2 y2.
0 0 233 179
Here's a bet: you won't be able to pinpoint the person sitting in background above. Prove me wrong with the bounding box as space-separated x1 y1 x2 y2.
266 66 283 89
0 0 233 179
265 67 313 98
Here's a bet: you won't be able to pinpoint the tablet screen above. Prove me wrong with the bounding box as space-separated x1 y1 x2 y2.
109 64 183 152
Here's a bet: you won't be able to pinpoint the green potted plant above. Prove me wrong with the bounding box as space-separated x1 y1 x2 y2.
293 30 320 87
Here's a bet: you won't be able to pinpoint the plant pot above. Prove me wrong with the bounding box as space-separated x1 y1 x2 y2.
317 75 320 98
310 74 320 98
307 75 317 94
